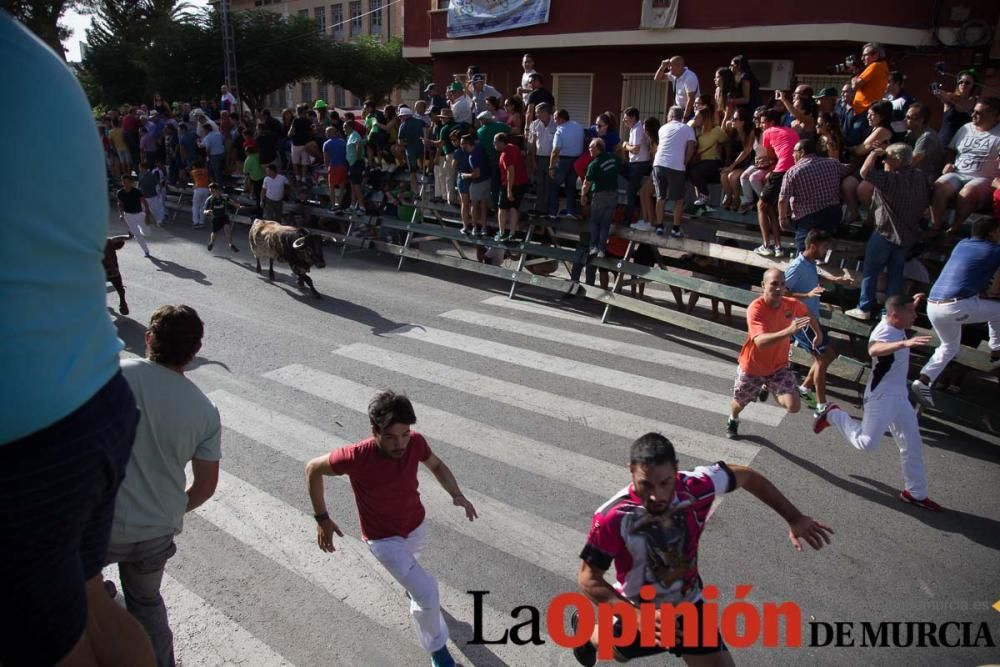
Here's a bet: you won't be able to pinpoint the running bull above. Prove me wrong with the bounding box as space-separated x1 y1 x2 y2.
249 219 334 298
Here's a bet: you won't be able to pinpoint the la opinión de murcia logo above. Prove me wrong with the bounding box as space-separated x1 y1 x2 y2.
466 589 999 655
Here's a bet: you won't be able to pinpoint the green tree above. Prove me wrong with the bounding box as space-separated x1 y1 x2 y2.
318 36 428 104
2 0 78 57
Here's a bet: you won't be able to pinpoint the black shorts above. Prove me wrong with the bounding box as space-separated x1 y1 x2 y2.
348 160 365 185
760 170 785 206
212 214 231 233
652 166 686 201
0 372 139 665
612 598 728 660
498 184 527 210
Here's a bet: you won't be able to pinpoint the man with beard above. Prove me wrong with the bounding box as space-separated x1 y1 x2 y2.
305 391 477 667
571 433 833 666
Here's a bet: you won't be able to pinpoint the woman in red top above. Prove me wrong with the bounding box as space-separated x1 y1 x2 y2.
493 133 529 242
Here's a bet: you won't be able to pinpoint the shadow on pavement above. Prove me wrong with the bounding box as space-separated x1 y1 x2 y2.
149 256 212 286
441 609 510 667
113 314 147 355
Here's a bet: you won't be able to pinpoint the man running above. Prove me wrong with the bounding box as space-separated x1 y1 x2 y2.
305 391 477 667
814 295 942 511
571 432 833 666
726 268 821 439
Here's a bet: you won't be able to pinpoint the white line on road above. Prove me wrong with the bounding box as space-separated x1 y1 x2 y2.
256 369 626 498
441 308 736 380
211 390 588 581
392 322 783 426
100 568 296 667
328 345 760 466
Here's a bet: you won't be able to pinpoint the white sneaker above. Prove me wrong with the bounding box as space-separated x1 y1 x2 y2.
844 308 871 321
772 245 784 258
911 379 935 408
630 220 653 231
753 244 774 257
693 195 709 206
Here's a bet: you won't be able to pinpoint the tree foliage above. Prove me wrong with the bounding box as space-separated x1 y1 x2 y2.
73 1 428 110
2 0 77 57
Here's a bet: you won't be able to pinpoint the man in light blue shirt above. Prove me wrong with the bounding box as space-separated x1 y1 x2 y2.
548 109 585 218
0 13 154 666
199 124 227 185
107 305 222 667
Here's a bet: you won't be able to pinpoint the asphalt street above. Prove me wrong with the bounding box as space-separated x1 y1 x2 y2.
101 211 1000 667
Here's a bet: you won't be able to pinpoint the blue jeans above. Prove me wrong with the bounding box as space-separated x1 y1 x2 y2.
859 232 906 314
569 244 597 285
548 156 579 216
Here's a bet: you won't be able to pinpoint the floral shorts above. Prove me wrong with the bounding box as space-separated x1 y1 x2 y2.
732 366 798 408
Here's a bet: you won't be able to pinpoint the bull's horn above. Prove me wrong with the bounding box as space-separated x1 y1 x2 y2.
292 236 307 249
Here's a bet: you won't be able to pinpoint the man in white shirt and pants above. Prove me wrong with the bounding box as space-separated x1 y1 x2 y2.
527 102 556 216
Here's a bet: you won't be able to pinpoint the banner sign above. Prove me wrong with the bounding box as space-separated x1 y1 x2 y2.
447 0 552 39
641 0 678 29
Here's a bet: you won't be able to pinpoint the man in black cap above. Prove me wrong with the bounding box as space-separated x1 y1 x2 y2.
815 87 839 117
423 83 447 111
468 73 502 119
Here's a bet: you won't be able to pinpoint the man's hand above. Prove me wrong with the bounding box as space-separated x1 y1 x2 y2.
316 517 344 553
904 335 934 349
454 495 478 521
912 292 926 308
943 164 956 174
785 316 811 336
788 515 834 551
807 286 825 298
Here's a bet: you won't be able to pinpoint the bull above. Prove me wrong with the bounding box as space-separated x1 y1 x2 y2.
249 219 332 298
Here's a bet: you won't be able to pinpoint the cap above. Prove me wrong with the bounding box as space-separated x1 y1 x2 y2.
448 81 464 92
815 87 838 99
399 107 414 116
477 110 493 122
313 99 328 109
423 83 437 93
436 108 454 118
472 73 486 83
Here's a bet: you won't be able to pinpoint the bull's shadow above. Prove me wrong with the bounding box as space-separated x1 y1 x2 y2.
274 282 407 335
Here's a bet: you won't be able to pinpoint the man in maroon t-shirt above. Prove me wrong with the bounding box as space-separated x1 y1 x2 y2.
305 391 476 667
494 133 530 243
571 433 832 666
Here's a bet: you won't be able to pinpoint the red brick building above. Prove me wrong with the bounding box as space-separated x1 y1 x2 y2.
403 0 1000 125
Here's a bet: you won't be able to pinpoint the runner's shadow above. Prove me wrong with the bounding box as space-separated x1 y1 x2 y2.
850 475 1000 551
148 256 212 285
441 609 510 667
113 316 147 355
188 357 231 372
742 434 1000 551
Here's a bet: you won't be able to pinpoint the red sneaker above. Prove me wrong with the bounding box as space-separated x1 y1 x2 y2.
899 490 943 512
813 404 839 434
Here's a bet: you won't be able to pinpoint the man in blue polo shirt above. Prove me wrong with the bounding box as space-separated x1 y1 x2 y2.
911 216 1000 406
547 108 584 219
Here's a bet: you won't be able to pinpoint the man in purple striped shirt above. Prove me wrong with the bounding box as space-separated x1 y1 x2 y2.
778 139 850 252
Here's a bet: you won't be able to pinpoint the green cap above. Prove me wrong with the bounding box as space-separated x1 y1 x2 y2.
313 99 328 109
448 81 464 92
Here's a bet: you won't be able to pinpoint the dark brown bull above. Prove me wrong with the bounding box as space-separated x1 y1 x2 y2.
249 219 331 298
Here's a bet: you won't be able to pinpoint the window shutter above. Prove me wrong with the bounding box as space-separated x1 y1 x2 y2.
552 75 592 126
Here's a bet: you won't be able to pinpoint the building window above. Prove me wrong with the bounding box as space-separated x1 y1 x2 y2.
301 81 312 104
551 74 594 128
349 0 362 35
331 4 343 39
334 85 345 108
435 0 449 8
369 0 382 33
314 6 326 35
316 83 328 105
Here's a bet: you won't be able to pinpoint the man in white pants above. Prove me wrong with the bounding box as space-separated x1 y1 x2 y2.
116 173 152 257
911 216 1000 406
814 294 942 511
305 391 477 667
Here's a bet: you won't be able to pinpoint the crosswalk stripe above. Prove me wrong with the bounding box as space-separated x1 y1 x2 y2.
198 469 556 666
328 345 760 465
440 308 736 380
479 295 738 354
251 370 626 498
210 390 588 582
99 568 296 667
385 324 784 426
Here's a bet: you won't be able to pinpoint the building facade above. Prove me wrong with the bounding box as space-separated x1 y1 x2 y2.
403 0 1000 127
231 0 416 110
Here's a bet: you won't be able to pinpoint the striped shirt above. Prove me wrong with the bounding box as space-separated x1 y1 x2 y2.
580 462 736 604
779 155 849 220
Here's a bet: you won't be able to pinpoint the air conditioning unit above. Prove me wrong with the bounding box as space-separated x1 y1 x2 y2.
749 59 794 90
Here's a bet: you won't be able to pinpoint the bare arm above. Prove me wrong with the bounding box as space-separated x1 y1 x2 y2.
684 138 696 165
729 464 833 551
753 316 810 348
423 453 477 520
868 335 933 357
653 59 670 82
684 91 696 119
578 561 627 605
186 458 219 512
859 147 885 179
305 454 346 552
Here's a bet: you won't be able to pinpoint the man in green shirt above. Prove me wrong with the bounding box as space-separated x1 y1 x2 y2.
475 110 511 205
242 146 265 216
580 137 620 257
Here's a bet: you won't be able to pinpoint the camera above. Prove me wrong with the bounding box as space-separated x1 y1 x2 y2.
826 54 860 75
930 81 944 94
